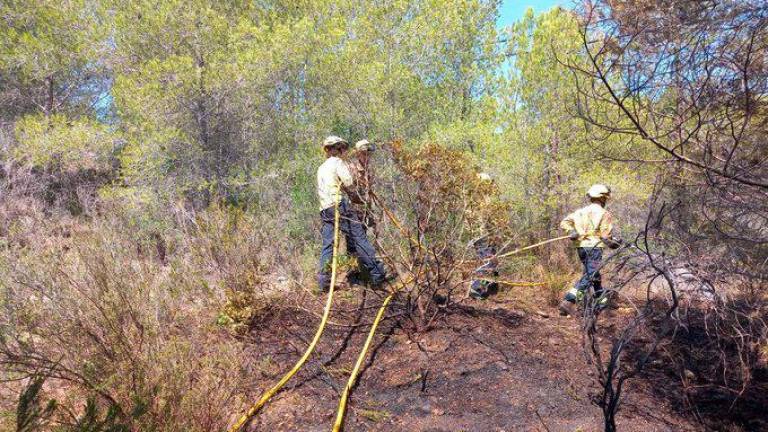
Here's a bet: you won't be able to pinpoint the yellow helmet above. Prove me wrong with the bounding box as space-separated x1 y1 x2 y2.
587 184 611 199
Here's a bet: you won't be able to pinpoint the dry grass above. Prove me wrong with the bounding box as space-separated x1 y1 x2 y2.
0 189 289 431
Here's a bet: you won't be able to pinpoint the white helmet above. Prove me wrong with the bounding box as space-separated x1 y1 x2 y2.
477 172 493 182
587 184 611 199
355 139 376 152
322 135 348 148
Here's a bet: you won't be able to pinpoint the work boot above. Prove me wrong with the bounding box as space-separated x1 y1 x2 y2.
469 280 489 300
370 273 396 289
558 299 576 316
589 294 611 316
486 281 499 297
433 293 448 306
468 289 486 300
346 271 364 287
596 295 610 310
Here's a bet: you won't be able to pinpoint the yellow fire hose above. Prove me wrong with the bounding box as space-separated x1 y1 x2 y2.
230 186 568 431
228 201 342 432
329 237 567 431
488 279 547 287
495 235 570 259
371 190 568 265
332 290 396 432
329 274 549 431
331 191 415 431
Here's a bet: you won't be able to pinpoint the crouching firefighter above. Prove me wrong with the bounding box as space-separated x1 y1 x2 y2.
558 184 622 316
316 135 389 291
468 172 500 300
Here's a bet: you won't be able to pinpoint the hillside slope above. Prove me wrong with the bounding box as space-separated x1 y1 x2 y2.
237 290 706 432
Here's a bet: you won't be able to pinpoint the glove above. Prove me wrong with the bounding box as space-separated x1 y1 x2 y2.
602 237 623 249
364 212 377 228
568 230 580 241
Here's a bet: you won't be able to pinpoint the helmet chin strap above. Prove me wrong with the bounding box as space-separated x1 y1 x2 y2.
590 197 607 207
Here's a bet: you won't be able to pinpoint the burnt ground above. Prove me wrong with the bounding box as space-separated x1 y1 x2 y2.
237 288 766 432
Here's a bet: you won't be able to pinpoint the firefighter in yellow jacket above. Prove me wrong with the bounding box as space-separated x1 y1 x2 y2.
558 184 621 316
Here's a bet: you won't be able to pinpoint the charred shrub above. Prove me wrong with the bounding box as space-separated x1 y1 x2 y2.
373 142 513 331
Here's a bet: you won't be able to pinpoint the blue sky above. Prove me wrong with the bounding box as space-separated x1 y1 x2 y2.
497 0 567 28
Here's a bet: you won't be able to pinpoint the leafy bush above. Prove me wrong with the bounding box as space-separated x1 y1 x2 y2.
14 114 116 172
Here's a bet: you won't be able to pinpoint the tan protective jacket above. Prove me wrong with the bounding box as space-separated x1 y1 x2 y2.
464 183 510 246
560 203 614 248
347 158 373 207
347 158 378 227
317 156 354 210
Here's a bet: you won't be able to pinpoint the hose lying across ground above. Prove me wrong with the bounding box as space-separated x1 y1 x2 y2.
329 206 568 431
329 236 568 430
332 288 397 432
228 201 342 432
229 194 569 431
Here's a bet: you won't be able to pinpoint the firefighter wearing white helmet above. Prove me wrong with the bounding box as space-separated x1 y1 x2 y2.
558 184 622 316
468 172 500 299
586 183 611 199
349 139 376 197
477 172 493 183
354 139 376 152
348 139 376 225
322 135 348 149
344 139 380 285
316 135 388 291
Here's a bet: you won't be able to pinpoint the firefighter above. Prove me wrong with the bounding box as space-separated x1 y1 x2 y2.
347 139 377 230
345 139 378 285
468 172 500 300
316 136 388 291
558 184 621 316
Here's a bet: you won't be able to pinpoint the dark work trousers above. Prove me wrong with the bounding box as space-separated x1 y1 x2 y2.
317 199 386 289
469 239 499 298
564 247 603 302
